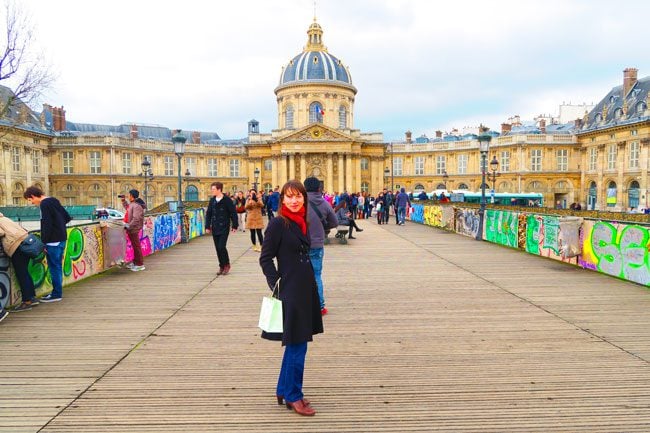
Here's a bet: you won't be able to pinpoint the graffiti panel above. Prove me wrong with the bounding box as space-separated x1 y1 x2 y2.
581 220 650 286
408 205 424 223
456 208 480 238
485 209 518 248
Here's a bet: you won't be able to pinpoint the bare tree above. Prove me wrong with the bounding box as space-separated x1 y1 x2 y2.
0 0 54 123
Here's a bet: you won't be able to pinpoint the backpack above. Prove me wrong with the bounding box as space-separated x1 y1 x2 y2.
309 200 330 234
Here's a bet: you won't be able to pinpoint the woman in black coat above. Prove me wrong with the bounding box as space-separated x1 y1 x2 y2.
259 180 323 416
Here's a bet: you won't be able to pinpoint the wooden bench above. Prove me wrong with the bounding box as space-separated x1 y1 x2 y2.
333 225 349 244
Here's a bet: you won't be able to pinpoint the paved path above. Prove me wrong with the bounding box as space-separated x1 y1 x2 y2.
3 217 650 432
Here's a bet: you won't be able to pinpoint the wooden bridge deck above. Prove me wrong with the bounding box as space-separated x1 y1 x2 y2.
2 218 650 432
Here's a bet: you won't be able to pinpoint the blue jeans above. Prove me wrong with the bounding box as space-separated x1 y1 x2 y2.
277 342 308 403
46 242 66 298
398 206 407 224
309 248 325 309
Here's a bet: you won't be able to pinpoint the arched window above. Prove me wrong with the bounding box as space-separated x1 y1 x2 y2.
498 181 511 192
606 180 617 207
595 113 602 123
361 181 369 193
122 184 132 194
185 185 199 201
637 102 647 114
529 181 543 191
457 183 469 190
285 104 294 129
90 183 102 193
587 181 597 210
555 181 567 190
64 184 74 192
338 105 347 129
309 102 324 124
614 108 623 119
435 183 446 189
414 183 425 191
629 180 640 209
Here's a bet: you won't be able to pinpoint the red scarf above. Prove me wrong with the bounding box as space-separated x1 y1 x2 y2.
281 204 307 235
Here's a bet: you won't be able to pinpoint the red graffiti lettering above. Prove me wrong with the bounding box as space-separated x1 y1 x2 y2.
72 260 87 279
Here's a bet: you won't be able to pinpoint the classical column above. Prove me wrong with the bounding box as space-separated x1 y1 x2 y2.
354 155 362 192
289 154 295 180
299 154 307 182
338 154 344 193
596 144 605 210
248 159 256 190
24 147 33 186
616 141 626 209
3 145 12 205
279 154 288 186
272 155 279 188
345 154 352 192
641 139 650 208
326 153 334 193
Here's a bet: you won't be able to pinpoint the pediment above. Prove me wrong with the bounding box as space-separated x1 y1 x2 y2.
281 125 353 142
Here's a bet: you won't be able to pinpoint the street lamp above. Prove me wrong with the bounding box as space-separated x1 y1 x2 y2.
475 131 492 241
442 170 449 190
253 167 260 191
140 158 154 209
172 130 187 243
384 167 390 189
488 156 500 203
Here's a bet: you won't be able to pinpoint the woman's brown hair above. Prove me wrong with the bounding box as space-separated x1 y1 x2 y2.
277 180 309 228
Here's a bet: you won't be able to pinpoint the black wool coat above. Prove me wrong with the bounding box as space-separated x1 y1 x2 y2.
205 195 238 235
259 217 323 345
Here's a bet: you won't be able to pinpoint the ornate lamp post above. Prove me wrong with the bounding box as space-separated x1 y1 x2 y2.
442 170 449 190
172 131 187 243
139 158 154 209
384 167 390 189
475 131 492 241
253 167 260 191
488 156 500 203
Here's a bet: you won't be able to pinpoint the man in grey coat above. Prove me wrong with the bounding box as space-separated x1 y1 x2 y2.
304 177 339 315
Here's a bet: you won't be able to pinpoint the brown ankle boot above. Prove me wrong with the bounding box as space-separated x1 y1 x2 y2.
222 264 231 275
286 399 315 416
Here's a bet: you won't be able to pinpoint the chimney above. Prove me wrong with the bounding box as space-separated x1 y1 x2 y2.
130 124 138 139
192 131 201 144
405 130 412 143
624 67 638 96
51 106 66 131
539 119 546 134
435 130 442 138
501 123 512 135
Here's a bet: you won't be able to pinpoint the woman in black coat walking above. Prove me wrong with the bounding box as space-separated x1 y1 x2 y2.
259 180 323 416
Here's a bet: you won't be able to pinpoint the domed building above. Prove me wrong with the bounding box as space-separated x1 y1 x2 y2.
246 19 386 195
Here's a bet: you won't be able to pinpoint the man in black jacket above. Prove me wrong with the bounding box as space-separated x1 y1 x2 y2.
24 185 72 302
205 182 238 275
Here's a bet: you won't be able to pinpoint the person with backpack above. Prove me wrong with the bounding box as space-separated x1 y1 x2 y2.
304 177 338 315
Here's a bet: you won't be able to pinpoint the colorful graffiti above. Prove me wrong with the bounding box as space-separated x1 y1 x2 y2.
581 221 650 286
456 208 480 238
154 213 181 251
409 205 424 223
525 214 560 256
187 208 206 239
485 209 519 248
0 248 10 308
422 205 454 229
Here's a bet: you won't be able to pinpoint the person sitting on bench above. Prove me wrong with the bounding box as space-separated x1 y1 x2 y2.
334 201 363 239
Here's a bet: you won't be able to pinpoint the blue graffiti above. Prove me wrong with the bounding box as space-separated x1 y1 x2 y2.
154 213 179 251
409 204 424 223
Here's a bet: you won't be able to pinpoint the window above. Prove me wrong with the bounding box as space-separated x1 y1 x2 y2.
415 156 425 175
607 181 617 207
309 102 324 124
607 144 617 170
185 157 196 176
457 154 467 174
64 184 74 192
143 154 153 165
614 108 623 119
63 197 75 206
338 105 347 129
164 156 174 175
360 158 368 170
530 181 542 190
89 151 101 174
414 183 425 191
361 181 369 193
500 151 510 172
32 150 40 174
530 149 542 172
264 159 272 171
208 158 218 176
556 149 568 171
230 159 240 177
11 147 20 171
629 141 640 169
636 102 646 114
458 183 469 190
263 183 273 193
91 183 102 194
393 157 403 176
631 129 638 136
588 147 597 171
62 151 74 174
122 152 132 174
595 113 602 122
285 105 294 129
435 156 445 175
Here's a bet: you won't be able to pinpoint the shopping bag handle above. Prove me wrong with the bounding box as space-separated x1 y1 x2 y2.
271 279 280 298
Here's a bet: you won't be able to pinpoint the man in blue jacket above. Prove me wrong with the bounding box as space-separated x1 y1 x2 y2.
266 186 280 220
304 177 339 315
395 187 411 225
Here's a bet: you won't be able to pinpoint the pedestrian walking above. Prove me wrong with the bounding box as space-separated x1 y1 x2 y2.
304 176 338 315
259 180 323 416
23 185 71 302
246 189 265 252
205 182 238 275
395 187 411 225
235 191 247 232
0 212 39 311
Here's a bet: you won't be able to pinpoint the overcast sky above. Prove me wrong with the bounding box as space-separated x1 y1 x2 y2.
17 0 650 141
